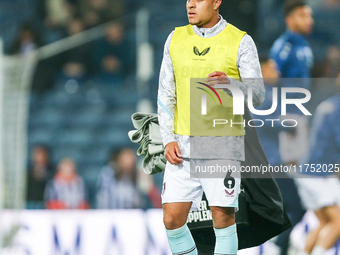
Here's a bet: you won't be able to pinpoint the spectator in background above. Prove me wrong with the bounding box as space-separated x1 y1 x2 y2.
56 19 91 86
10 22 63 93
26 145 53 209
93 55 123 85
45 158 89 209
60 62 86 82
96 147 162 209
36 0 75 29
33 0 73 92
78 0 124 28
93 23 132 78
96 148 142 209
64 18 92 69
10 23 42 55
35 0 73 45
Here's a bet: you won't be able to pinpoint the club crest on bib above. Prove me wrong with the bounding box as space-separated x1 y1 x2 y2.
214 44 228 58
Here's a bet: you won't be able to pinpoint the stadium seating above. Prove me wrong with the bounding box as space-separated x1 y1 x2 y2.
0 0 36 52
23 0 340 210
28 80 137 207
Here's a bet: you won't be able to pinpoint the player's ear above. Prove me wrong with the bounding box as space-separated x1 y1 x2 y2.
213 0 223 10
285 15 292 28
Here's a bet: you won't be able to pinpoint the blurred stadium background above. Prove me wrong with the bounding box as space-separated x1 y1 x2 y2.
0 0 339 254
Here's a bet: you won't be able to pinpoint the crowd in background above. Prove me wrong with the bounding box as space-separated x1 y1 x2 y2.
5 0 136 93
0 0 339 212
3 0 340 89
26 144 162 210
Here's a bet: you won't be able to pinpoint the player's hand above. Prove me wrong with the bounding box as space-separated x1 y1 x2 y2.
206 71 230 86
164 141 183 165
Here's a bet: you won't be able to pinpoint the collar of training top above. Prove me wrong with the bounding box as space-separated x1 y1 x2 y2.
192 14 227 38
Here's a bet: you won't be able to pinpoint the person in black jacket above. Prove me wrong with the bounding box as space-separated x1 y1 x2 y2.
26 145 53 209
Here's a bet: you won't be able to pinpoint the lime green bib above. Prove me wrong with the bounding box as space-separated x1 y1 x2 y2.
170 23 246 136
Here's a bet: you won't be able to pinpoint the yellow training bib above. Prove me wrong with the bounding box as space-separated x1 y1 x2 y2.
170 23 246 136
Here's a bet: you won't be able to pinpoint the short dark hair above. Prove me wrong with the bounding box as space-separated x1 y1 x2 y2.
284 0 307 17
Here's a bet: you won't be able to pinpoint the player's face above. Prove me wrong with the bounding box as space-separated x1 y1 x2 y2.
288 6 314 35
186 0 221 28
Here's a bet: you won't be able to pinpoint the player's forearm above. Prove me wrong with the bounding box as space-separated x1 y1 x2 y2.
157 64 176 147
157 95 176 147
157 31 177 147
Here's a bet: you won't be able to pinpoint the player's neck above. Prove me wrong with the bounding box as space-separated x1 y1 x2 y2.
198 15 220 29
287 25 304 36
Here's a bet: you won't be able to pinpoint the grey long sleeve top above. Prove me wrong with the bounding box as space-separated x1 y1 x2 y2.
157 16 265 161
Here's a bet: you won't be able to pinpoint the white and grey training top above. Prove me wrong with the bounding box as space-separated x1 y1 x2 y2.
157 15 265 161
